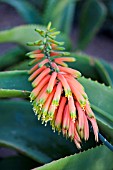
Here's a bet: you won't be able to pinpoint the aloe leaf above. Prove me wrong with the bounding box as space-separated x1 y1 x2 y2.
0 155 39 170
68 53 111 85
0 89 30 98
1 0 41 24
95 59 113 87
0 25 71 50
0 70 32 91
0 100 80 163
0 71 113 143
0 47 27 70
8 60 31 71
69 53 101 81
100 59 113 86
33 146 113 170
44 0 76 34
77 0 107 50
70 53 113 87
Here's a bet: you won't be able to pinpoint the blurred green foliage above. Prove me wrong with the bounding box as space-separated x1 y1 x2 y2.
1 0 113 49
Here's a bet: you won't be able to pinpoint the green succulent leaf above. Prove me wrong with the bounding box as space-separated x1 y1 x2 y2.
0 47 27 70
44 0 76 34
33 146 113 170
0 100 81 163
0 25 71 50
0 70 32 91
0 89 30 98
8 60 31 71
69 53 101 81
95 59 113 87
69 53 113 86
77 0 107 49
100 59 113 86
0 155 39 170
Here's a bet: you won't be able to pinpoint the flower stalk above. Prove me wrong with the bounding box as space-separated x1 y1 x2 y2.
27 22 99 149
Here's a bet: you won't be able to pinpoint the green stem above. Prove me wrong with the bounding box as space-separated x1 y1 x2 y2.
0 89 30 98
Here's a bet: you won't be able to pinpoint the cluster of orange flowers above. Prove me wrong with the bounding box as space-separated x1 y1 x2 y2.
28 24 98 148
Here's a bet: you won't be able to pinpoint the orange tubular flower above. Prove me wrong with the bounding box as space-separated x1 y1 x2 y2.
52 82 62 106
50 51 61 57
57 73 72 98
55 57 75 62
29 53 44 59
29 66 46 81
46 72 57 93
30 74 51 101
32 67 50 87
68 96 76 121
58 66 81 78
42 87 56 118
54 57 75 67
28 22 99 149
62 104 70 131
26 49 42 56
55 97 67 131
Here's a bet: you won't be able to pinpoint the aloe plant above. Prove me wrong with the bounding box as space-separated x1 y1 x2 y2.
0 23 113 170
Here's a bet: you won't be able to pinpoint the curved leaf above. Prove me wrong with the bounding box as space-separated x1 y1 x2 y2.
44 0 76 34
95 59 113 87
8 60 31 71
0 155 39 170
100 59 113 86
0 70 32 91
0 89 30 98
77 0 106 49
0 100 80 163
34 146 113 170
0 25 71 50
0 47 27 70
70 53 113 87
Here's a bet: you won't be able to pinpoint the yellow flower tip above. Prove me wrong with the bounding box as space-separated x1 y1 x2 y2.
39 98 45 105
48 105 56 119
82 93 88 99
46 88 52 94
32 82 37 88
71 57 76 62
30 92 35 101
52 99 59 106
88 113 95 118
41 108 47 117
28 77 32 81
79 100 86 107
70 112 76 121
65 90 72 98
76 71 82 78
55 124 61 132
61 62 68 67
